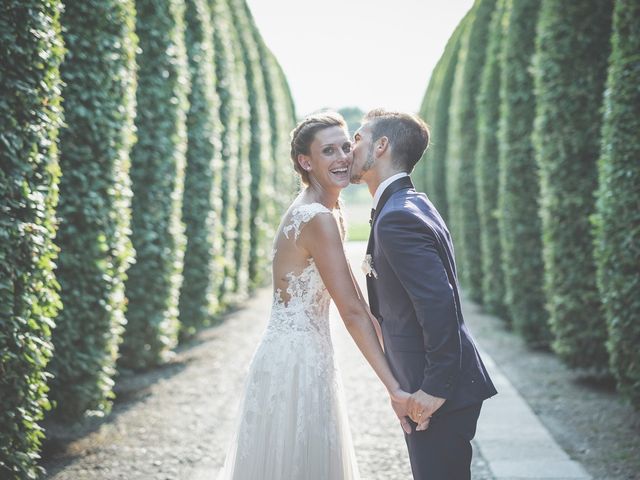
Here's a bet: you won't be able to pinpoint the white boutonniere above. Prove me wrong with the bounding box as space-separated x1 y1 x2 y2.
361 254 378 279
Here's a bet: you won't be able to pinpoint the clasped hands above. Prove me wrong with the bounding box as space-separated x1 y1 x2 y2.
390 389 446 434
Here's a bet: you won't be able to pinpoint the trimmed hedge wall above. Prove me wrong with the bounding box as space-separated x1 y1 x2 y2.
422 18 467 223
271 56 299 194
229 0 274 289
498 0 549 346
415 57 440 194
476 0 507 317
178 0 224 339
219 0 253 302
447 14 473 264
268 52 298 198
253 33 295 216
594 0 640 406
448 0 496 302
0 2 64 476
209 0 240 305
533 0 613 370
119 0 190 370
47 0 138 420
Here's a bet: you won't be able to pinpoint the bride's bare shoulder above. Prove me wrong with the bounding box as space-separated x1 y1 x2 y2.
296 206 341 252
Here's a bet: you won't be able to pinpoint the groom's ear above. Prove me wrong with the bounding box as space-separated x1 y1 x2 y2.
375 136 390 158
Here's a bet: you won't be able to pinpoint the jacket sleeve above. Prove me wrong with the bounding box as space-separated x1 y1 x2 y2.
377 208 462 398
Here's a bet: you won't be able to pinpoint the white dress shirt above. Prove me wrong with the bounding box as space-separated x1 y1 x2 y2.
372 172 409 210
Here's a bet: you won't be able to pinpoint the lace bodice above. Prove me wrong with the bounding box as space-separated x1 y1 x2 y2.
269 203 334 340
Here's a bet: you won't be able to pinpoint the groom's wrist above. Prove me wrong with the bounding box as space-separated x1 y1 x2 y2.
387 384 403 397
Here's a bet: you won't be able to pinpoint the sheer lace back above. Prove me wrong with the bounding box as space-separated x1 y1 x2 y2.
270 202 334 339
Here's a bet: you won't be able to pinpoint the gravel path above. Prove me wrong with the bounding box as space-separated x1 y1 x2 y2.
42 241 493 479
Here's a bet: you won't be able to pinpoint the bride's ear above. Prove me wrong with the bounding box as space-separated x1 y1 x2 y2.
297 154 311 172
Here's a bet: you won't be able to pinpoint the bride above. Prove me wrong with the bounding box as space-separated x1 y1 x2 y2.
217 112 411 479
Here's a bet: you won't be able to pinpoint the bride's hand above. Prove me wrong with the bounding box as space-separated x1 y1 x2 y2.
389 388 412 434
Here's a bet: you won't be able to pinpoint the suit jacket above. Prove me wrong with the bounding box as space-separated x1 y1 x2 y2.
366 176 497 416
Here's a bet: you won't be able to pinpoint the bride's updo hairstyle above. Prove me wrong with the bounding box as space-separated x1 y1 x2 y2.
290 111 347 185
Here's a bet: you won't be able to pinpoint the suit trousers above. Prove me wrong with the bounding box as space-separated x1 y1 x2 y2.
404 402 482 480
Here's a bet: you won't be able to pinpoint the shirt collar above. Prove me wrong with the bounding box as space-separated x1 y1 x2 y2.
373 172 409 209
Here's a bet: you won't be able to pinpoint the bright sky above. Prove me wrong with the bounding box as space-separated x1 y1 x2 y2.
246 0 474 117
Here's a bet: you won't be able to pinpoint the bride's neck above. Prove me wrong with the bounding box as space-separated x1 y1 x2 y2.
301 185 340 210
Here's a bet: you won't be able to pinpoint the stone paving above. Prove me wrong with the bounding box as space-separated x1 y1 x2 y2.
43 241 592 479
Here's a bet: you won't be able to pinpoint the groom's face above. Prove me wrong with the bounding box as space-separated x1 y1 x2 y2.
350 123 376 184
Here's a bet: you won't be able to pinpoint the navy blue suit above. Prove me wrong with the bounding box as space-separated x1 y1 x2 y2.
366 176 497 479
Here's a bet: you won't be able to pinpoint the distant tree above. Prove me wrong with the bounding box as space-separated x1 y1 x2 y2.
338 106 365 137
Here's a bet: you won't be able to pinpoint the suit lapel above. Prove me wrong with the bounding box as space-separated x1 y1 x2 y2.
366 175 415 255
366 176 415 320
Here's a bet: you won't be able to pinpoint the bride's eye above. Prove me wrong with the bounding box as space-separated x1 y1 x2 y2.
342 143 352 153
323 147 334 155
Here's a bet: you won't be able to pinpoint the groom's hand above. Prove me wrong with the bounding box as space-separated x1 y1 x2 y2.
407 390 446 431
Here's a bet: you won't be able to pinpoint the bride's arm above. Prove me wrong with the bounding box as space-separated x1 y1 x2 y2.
346 262 384 350
300 214 408 428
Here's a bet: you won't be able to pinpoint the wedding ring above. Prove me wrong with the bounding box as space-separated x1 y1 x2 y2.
417 412 422 417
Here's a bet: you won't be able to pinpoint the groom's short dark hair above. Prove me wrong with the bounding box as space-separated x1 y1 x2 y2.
364 109 430 173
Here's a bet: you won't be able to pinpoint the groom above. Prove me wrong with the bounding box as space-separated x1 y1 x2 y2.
350 109 497 479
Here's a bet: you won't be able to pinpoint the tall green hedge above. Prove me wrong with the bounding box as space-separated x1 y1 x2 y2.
420 16 468 223
422 16 473 223
266 51 298 202
209 0 239 305
250 23 282 216
448 0 496 302
0 3 64 476
252 29 296 215
498 0 549 346
120 0 190 370
47 0 138 420
177 0 224 339
593 0 640 406
229 0 274 288
214 0 253 303
415 58 440 194
476 0 507 317
271 56 299 193
447 15 473 260
534 0 613 370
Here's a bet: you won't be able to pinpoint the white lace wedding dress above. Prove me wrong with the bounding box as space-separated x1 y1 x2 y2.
217 203 360 480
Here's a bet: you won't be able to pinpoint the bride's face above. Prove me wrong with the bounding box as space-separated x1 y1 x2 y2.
298 126 353 190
